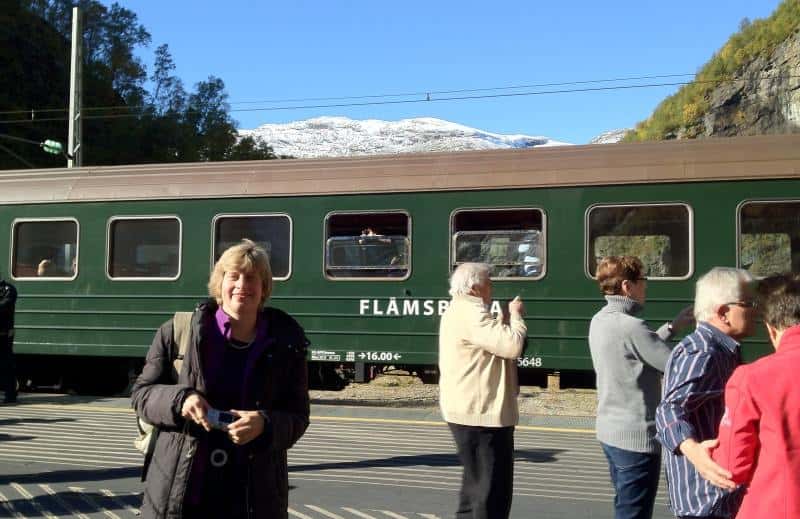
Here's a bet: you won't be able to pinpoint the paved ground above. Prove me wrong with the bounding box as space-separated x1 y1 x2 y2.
0 394 673 519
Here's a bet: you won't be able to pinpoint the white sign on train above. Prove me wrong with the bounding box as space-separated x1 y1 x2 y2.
358 352 402 361
358 298 503 317
517 356 543 367
310 350 341 361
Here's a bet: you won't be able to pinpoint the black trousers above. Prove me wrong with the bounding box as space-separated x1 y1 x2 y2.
0 337 16 402
448 422 514 519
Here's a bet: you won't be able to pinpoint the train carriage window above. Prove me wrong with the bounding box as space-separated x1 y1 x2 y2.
587 204 692 279
213 214 292 279
451 208 545 279
738 200 800 276
324 211 410 280
12 219 78 279
107 217 181 279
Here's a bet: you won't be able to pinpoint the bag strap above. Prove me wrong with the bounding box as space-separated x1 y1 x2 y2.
171 311 193 379
139 311 193 482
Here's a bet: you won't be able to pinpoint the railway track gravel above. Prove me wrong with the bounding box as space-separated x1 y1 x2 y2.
310 374 597 417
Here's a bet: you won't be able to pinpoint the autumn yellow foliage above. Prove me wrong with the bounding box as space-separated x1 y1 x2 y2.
624 0 800 141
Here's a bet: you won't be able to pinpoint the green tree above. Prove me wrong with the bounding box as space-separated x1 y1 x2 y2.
2 1 285 169
625 0 800 142
185 76 236 161
0 0 70 169
149 44 186 116
228 136 280 161
95 3 151 105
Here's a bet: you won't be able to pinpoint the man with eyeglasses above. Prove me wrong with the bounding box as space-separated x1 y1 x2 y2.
710 273 800 518
656 267 757 519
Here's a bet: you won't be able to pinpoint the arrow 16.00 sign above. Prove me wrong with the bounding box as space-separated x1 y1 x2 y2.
358 352 403 361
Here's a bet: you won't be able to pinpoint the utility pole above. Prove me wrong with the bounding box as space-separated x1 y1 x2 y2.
67 6 82 168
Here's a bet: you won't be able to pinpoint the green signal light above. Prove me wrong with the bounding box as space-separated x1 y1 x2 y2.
41 139 64 155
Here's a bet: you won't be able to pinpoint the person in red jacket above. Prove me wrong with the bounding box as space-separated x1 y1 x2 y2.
712 273 800 518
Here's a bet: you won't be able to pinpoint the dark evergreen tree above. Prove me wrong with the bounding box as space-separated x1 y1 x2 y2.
186 77 236 162
227 136 280 161
0 0 285 169
0 0 70 169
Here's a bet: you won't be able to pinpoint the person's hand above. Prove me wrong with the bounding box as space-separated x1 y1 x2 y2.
181 392 212 431
679 438 736 490
495 302 506 324
227 410 265 445
671 305 695 332
509 296 524 317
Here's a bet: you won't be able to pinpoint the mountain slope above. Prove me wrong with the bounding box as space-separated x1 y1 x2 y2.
239 116 570 158
626 0 800 140
589 129 630 144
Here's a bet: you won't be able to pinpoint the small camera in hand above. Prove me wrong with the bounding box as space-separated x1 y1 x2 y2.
206 409 238 430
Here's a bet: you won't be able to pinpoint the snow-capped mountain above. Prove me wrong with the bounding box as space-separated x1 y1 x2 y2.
589 129 630 144
239 116 571 158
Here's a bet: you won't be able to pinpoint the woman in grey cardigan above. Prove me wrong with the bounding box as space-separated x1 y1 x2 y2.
588 256 693 519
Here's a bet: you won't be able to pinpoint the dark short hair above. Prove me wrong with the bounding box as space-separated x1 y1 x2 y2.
758 273 800 330
595 256 645 295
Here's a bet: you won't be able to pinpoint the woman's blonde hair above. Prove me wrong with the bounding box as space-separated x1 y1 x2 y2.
208 239 272 306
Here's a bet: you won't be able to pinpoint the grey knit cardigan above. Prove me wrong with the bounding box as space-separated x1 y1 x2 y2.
588 295 673 453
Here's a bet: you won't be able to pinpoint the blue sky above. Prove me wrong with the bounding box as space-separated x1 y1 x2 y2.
121 0 783 144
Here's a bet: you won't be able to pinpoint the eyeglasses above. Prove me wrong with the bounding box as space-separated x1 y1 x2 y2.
725 300 756 309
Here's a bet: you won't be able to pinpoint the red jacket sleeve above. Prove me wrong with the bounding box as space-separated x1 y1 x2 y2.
712 366 760 485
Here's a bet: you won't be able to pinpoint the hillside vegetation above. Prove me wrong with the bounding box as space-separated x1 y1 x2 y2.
625 0 800 141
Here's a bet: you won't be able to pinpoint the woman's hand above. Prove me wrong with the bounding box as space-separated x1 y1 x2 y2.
181 392 212 432
679 438 736 490
227 410 265 445
671 305 695 332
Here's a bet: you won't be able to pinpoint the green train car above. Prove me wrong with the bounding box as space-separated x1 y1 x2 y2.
1 134 798 390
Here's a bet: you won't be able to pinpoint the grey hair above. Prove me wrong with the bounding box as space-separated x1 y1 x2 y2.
694 267 754 322
449 263 491 297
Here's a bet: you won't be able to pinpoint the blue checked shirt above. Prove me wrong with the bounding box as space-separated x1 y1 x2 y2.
656 323 744 517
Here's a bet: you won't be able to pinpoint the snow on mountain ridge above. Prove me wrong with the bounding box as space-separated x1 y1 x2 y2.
588 128 630 144
238 116 571 158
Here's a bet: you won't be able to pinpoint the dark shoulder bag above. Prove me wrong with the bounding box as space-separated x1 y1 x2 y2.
134 312 193 477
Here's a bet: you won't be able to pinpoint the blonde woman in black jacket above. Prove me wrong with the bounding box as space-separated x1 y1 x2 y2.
132 240 309 519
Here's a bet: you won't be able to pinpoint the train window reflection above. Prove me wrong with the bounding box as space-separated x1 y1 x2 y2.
107 217 181 280
738 200 800 276
587 204 692 279
12 219 78 279
213 214 292 280
324 211 410 280
451 208 545 279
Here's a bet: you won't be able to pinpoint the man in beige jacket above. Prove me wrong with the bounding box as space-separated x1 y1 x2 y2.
439 262 526 519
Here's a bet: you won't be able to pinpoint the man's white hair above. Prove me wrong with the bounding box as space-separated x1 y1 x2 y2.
694 267 754 322
449 263 491 297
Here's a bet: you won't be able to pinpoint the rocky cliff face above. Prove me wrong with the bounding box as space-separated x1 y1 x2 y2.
692 30 800 137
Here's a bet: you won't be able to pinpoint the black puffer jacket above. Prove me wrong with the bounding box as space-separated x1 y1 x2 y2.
131 301 310 519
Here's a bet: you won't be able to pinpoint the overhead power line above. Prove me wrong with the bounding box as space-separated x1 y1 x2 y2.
0 142 36 168
0 73 796 126
0 133 44 146
0 73 697 117
0 133 71 158
217 73 698 106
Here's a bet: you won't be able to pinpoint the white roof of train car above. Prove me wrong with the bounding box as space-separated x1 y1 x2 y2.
0 134 798 204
